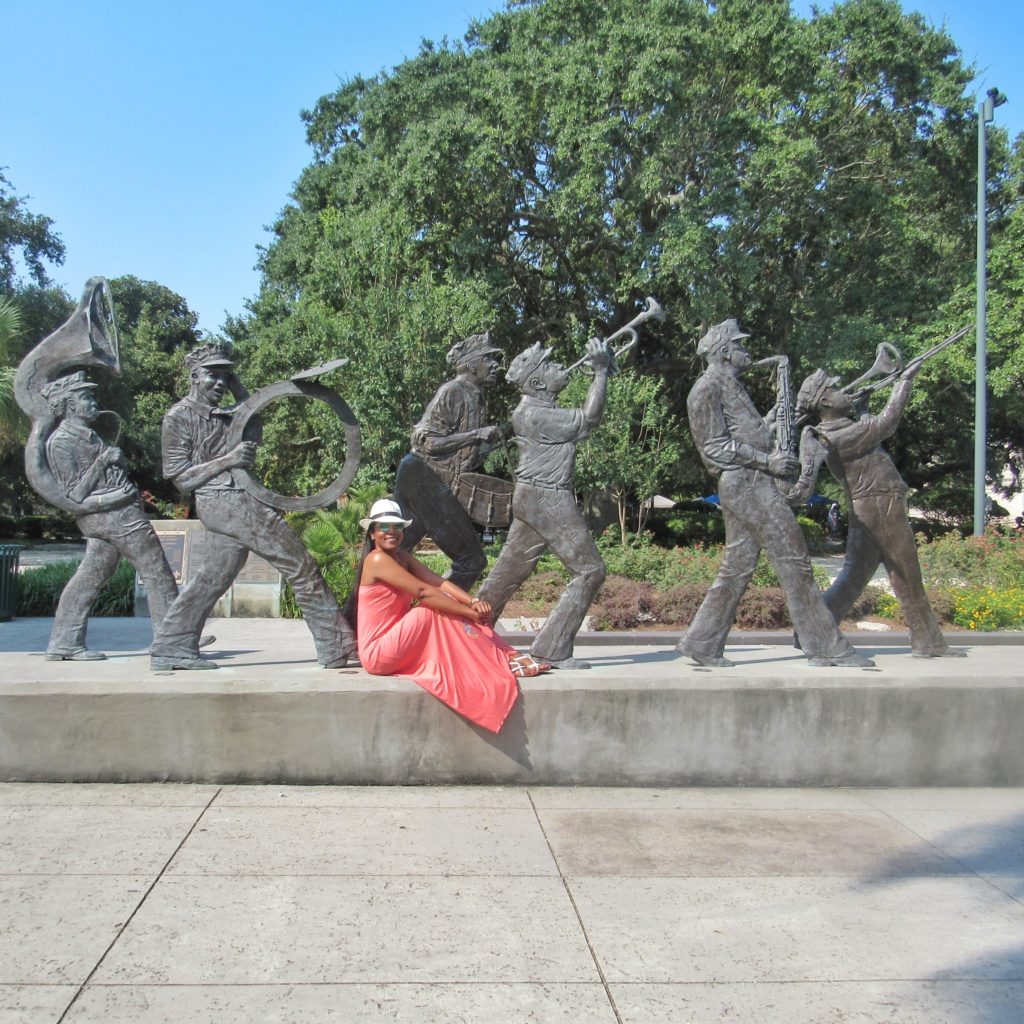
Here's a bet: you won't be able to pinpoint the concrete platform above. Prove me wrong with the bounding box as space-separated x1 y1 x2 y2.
2 617 1023 786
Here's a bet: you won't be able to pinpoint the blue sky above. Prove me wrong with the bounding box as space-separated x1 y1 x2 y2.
4 0 1020 335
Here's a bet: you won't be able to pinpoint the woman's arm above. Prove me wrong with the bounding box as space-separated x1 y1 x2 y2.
400 554 493 622
362 550 483 622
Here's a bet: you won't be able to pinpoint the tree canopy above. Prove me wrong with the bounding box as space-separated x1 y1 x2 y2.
0 170 65 294
231 0 1006 517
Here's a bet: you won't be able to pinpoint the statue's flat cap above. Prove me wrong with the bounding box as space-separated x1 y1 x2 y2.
696 319 750 357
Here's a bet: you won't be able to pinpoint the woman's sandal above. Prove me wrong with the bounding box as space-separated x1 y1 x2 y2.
508 652 553 677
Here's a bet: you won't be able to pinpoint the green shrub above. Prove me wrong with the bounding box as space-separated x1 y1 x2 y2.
918 530 1024 590
648 584 706 626
796 515 826 555
588 578 656 630
663 511 725 546
948 587 1024 631
16 559 135 616
735 586 790 629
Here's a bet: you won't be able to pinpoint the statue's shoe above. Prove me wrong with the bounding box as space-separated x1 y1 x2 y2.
45 648 106 662
150 655 218 671
807 652 875 668
682 653 735 668
912 647 968 658
677 644 735 668
199 635 216 648
541 655 592 670
321 646 359 670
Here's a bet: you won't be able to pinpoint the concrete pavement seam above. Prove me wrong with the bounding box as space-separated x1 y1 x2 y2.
863 803 1024 909
55 787 223 1023
527 789 624 1024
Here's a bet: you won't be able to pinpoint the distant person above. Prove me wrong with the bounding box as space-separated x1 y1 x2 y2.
351 498 548 733
826 502 842 540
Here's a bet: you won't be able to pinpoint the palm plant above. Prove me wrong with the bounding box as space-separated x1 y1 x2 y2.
0 296 25 452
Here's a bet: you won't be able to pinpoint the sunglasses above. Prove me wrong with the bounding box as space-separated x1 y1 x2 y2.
373 522 404 533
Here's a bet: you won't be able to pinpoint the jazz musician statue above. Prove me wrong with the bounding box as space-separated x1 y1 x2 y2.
149 341 356 670
393 332 509 589
678 319 872 668
38 371 179 661
475 337 611 669
795 361 965 657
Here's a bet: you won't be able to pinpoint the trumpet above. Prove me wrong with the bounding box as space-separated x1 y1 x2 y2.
843 326 971 399
566 296 665 373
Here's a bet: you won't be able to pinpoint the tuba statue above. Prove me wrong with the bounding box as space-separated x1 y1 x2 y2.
14 277 122 515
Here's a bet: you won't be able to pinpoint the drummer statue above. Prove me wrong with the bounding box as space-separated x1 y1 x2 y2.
149 341 356 670
393 332 509 589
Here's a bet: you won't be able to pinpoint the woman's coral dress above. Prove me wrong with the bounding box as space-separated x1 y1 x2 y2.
357 581 520 733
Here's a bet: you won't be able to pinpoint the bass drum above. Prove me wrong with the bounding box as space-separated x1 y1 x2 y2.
454 472 514 528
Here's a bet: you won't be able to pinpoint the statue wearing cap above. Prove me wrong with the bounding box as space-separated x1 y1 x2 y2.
795 362 964 658
393 331 510 589
37 371 180 660
678 319 872 669
149 341 356 670
474 336 613 669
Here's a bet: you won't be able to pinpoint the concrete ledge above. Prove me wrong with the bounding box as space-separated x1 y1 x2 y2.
2 618 1023 786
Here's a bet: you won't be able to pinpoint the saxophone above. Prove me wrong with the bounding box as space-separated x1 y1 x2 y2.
753 354 818 505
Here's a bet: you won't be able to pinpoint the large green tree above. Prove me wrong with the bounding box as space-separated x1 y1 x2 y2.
236 0 995 512
0 170 65 294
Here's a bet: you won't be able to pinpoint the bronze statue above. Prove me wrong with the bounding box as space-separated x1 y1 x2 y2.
796 353 965 658
14 279 179 661
475 337 612 669
393 332 509 589
150 341 356 670
678 319 872 669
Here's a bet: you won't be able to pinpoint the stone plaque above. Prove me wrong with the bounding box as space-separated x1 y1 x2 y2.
135 520 283 618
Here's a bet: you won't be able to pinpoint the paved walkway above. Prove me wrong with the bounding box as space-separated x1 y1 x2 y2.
2 783 1023 1023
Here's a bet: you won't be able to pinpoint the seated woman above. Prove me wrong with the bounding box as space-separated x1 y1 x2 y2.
350 498 549 733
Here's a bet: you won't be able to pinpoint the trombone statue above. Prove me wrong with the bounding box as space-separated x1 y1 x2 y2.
793 327 970 658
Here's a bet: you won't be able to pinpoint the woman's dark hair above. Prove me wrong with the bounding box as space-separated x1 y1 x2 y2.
341 530 375 631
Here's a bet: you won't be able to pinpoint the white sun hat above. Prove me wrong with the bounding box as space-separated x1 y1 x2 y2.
359 498 414 532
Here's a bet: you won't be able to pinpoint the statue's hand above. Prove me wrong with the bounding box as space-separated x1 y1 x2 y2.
102 446 125 467
479 424 507 445
228 441 258 468
766 451 799 478
586 337 612 371
900 360 922 382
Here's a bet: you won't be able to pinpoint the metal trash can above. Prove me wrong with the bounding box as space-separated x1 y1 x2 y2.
0 544 22 621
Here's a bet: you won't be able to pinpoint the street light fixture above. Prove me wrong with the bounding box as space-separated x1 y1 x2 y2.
974 86 1007 536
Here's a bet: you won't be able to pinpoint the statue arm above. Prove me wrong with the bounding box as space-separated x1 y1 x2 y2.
835 379 913 459
47 434 107 504
411 384 499 455
689 391 772 473
163 409 254 495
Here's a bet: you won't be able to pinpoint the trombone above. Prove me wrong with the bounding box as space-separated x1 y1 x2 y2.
843 325 972 398
566 296 665 373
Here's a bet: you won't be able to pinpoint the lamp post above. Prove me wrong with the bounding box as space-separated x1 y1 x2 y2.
974 86 1007 536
